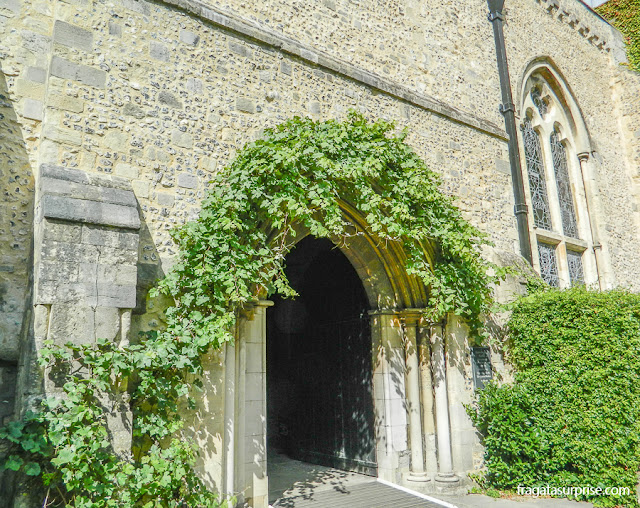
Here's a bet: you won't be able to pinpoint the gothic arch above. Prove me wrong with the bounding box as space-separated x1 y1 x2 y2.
517 57 593 154
266 199 433 311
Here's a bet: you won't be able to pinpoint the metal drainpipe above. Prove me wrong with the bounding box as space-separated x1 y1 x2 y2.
487 0 533 265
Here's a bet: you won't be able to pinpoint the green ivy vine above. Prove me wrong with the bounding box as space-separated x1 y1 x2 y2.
159 111 498 339
1 111 497 506
597 0 640 73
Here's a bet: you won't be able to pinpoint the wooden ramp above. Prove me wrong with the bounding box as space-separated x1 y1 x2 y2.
272 479 450 508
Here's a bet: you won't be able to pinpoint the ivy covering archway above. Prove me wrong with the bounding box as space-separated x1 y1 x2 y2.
1 112 499 508
159 111 496 344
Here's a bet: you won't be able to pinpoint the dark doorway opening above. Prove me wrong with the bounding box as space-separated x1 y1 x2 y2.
267 236 377 476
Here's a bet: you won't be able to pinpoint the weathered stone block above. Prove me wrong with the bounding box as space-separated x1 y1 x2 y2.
221 128 235 142
40 240 99 265
43 219 82 243
172 129 193 149
22 98 43 121
50 55 78 80
48 304 95 343
43 125 82 146
109 22 122 37
180 29 199 46
50 56 106 89
237 98 255 114
150 41 170 62
0 0 21 13
41 195 141 230
81 226 138 250
96 284 136 308
53 20 93 52
186 77 202 94
122 0 149 15
94 307 120 340
156 192 175 206
104 130 127 150
14 78 44 100
38 261 79 282
100 245 138 264
308 101 321 114
229 41 252 58
123 102 145 118
78 262 98 283
21 30 50 53
76 64 107 88
280 61 292 76
177 173 198 189
49 93 84 113
36 282 85 304
25 66 46 83
132 180 149 199
115 163 139 179
495 159 511 175
158 91 182 109
114 264 138 285
41 179 137 208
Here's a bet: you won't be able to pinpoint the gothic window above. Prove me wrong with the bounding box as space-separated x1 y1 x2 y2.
520 73 597 289
538 243 559 287
531 87 548 117
522 118 552 230
550 129 579 239
567 249 585 286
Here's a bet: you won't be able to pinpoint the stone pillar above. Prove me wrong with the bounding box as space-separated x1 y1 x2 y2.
431 322 459 487
399 309 429 486
21 164 141 457
369 310 408 483
419 322 438 477
223 339 236 500
578 152 612 289
232 300 272 508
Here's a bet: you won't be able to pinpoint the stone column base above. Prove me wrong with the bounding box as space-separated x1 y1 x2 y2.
402 471 432 494
434 472 465 495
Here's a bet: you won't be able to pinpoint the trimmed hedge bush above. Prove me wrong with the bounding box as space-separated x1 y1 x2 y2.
469 287 640 507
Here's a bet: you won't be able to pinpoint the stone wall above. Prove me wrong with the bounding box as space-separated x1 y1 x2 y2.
506 0 640 289
0 64 36 427
1 0 640 502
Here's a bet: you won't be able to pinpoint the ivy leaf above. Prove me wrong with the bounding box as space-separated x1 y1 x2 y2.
4 455 23 471
23 462 41 476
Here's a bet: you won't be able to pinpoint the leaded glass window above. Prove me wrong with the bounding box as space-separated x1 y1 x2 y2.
521 118 552 230
531 87 548 117
550 130 579 239
538 243 559 287
567 250 584 286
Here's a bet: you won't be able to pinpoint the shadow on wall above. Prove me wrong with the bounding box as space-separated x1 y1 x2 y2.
0 67 36 498
131 219 225 493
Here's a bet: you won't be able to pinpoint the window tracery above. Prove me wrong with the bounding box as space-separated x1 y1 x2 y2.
531 87 548 117
522 118 552 230
538 243 559 287
567 249 585 286
550 129 579 239
520 72 597 289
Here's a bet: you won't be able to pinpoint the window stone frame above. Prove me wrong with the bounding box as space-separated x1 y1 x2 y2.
519 76 597 288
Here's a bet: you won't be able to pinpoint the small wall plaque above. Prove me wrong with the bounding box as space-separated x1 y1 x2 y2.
471 346 493 390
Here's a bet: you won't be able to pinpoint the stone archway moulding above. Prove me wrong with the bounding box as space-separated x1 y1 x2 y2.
220 203 463 507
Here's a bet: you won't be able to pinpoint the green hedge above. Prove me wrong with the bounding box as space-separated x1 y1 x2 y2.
469 287 640 507
597 0 640 73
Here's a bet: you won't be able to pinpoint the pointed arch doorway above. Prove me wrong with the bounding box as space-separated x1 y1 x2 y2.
221 208 461 508
266 236 377 476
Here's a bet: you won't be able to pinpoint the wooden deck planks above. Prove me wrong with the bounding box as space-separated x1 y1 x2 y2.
272 480 446 508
